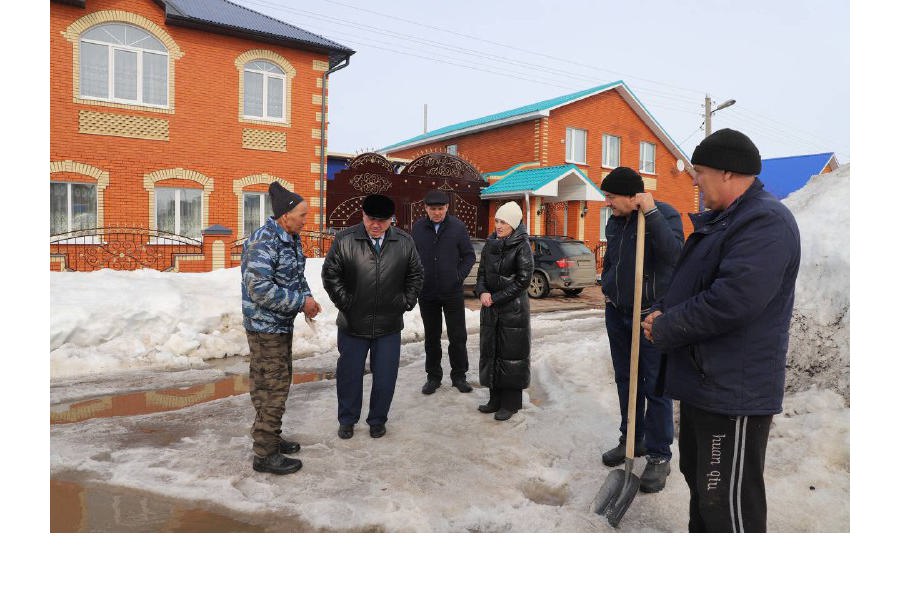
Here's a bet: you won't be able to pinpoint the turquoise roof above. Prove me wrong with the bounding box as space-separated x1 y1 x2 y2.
481 164 600 196
380 81 624 152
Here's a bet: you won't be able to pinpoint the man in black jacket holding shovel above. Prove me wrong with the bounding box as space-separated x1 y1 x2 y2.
641 129 800 532
599 166 684 493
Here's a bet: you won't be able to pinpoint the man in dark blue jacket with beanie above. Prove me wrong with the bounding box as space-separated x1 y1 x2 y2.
642 129 800 532
599 166 684 493
412 190 476 394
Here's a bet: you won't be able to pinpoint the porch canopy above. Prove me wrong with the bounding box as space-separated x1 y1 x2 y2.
480 164 604 230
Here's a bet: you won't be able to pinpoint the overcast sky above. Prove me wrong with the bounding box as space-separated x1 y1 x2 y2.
234 0 851 162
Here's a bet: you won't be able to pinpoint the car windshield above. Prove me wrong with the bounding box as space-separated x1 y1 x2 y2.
559 241 592 256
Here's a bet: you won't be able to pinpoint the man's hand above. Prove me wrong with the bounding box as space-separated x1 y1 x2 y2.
634 192 656 214
302 296 321 320
642 310 662 342
480 292 493 307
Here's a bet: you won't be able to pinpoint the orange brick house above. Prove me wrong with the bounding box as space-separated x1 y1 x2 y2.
380 81 697 254
50 0 353 271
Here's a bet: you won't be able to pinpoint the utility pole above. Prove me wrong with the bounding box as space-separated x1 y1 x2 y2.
424 104 428 134
705 95 736 137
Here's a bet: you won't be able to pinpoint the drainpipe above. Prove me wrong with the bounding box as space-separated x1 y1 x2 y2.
318 54 351 245
524 192 530 234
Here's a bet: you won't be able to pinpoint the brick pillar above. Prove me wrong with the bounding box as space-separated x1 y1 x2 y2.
201 225 234 271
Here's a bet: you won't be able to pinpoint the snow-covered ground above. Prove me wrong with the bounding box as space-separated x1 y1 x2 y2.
45 166 857 591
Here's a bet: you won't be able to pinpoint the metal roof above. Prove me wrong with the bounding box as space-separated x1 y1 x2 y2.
379 81 691 168
759 152 838 200
481 164 603 200
160 0 354 64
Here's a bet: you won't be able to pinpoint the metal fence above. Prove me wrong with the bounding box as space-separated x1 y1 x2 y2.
233 229 335 259
50 227 203 272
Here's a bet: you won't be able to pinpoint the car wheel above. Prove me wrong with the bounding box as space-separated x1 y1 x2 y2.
529 272 550 299
563 288 583 297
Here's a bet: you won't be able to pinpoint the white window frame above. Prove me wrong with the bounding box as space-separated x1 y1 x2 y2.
566 127 588 164
599 206 613 242
242 191 272 237
602 134 620 169
79 23 169 108
446 144 458 155
155 187 203 240
243 60 286 122
50 181 98 238
640 142 657 174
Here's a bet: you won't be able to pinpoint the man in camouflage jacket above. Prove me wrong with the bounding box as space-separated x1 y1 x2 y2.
241 181 321 475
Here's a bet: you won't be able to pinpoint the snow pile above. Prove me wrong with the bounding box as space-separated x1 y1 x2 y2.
49 260 479 380
783 165 850 400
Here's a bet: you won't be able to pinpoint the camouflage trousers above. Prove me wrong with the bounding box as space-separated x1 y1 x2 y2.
246 331 293 458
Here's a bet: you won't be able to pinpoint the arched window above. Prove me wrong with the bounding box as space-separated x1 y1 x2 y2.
80 23 168 107
243 60 285 121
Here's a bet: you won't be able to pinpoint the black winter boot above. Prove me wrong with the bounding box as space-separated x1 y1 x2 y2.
639 456 671 493
601 440 647 467
253 453 302 475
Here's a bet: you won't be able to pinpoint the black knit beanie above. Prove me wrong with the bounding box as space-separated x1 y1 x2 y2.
362 194 395 218
600 167 645 196
691 128 761 175
269 181 304 219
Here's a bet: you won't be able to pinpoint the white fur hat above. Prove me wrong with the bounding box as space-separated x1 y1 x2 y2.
494 201 523 229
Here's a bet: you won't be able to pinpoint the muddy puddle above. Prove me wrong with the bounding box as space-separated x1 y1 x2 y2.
51 370 334 425
49 478 329 533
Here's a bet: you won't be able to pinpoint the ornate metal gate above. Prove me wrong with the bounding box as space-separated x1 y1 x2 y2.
327 152 488 238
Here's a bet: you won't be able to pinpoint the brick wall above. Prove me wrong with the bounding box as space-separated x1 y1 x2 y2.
388 88 697 249
51 0 332 271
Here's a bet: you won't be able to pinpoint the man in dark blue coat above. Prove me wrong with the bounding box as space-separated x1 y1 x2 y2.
642 129 801 532
411 190 476 394
599 166 684 494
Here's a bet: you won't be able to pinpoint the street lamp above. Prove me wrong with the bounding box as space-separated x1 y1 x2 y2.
705 96 736 137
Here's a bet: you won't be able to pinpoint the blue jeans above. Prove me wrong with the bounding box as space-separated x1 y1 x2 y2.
605 303 673 459
336 329 401 427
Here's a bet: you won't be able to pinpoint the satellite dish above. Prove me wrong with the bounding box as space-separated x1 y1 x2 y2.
676 159 685 172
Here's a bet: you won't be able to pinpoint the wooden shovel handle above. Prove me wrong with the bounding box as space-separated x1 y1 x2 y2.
625 210 645 460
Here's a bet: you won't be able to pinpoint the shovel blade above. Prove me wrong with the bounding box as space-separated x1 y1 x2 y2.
606 472 641 528
590 469 625 516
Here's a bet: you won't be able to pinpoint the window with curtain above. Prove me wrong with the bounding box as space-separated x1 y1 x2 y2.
79 23 168 107
243 60 285 121
602 134 621 169
156 187 202 239
640 142 656 174
243 192 273 236
50 182 97 235
446 144 458 155
566 128 587 164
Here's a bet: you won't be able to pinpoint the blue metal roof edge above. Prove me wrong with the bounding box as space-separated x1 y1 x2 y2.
380 81 623 152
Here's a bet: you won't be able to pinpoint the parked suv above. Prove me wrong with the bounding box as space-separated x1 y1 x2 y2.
463 238 486 295
528 236 596 298
463 235 596 299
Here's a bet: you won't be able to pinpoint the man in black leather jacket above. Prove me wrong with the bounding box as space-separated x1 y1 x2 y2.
599 166 684 494
321 194 424 440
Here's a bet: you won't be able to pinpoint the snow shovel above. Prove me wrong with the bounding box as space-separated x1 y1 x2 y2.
590 209 645 527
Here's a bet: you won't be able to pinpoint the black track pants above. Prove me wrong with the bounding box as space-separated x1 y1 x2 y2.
678 402 773 533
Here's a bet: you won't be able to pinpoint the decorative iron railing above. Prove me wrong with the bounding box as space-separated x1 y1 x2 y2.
50 227 203 272
233 229 335 258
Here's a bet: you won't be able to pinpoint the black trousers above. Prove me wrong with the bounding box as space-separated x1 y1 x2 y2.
678 402 773 533
419 294 469 382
